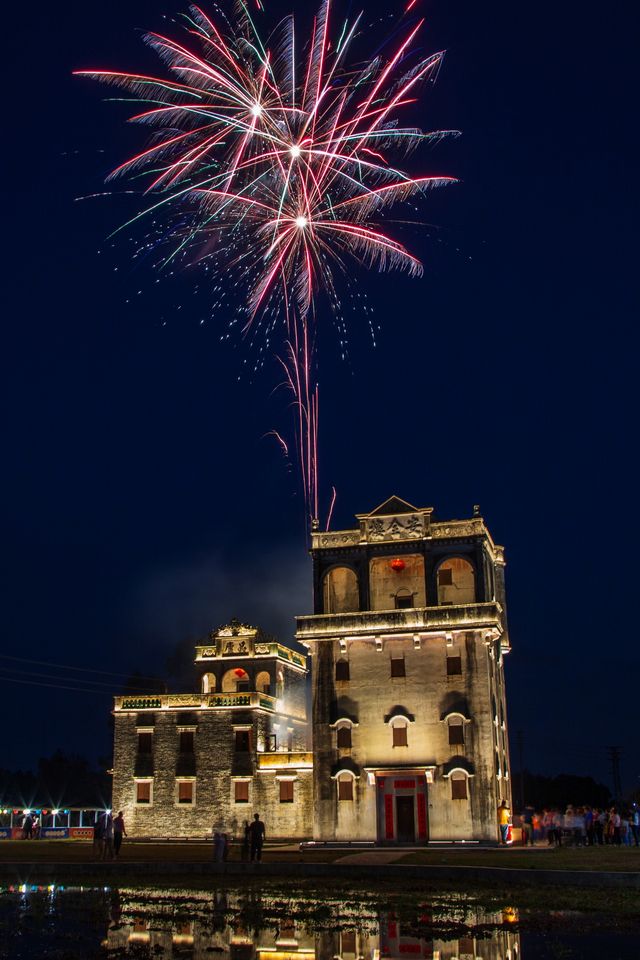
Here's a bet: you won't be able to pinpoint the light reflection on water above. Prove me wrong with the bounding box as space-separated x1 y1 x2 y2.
0 884 637 960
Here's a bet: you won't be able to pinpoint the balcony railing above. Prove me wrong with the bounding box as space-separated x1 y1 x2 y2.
295 602 504 640
116 691 279 712
257 751 313 770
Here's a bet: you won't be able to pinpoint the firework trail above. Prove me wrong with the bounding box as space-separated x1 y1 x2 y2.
76 0 456 525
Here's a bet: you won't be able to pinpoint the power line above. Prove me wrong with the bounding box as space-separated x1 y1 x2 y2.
0 675 117 695
0 653 164 683
0 666 132 690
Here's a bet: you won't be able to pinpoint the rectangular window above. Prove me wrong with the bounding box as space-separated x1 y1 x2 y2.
267 734 277 752
438 568 453 585
136 781 152 804
395 595 414 609
137 732 152 754
392 725 408 747
235 730 251 752
237 680 250 693
446 655 462 676
337 726 352 749
234 781 249 803
390 657 406 678
448 723 465 745
179 731 194 753
458 938 474 956
451 776 468 800
341 932 356 954
338 778 353 801
177 780 194 804
279 780 294 803
335 660 350 681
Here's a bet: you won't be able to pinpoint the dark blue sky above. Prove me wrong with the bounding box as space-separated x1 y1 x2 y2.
2 0 637 791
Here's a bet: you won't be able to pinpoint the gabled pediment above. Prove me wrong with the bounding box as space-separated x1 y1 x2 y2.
359 495 420 518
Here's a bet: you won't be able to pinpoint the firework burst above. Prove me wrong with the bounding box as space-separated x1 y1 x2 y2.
76 0 456 524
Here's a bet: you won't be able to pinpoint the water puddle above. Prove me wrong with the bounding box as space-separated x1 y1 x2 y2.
0 883 637 959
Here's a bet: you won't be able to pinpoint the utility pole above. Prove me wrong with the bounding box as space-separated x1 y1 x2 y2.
608 746 622 804
516 730 525 813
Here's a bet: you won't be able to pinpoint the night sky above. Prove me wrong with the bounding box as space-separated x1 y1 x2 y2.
3 1 637 792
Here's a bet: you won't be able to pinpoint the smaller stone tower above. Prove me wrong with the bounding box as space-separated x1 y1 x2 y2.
111 619 312 838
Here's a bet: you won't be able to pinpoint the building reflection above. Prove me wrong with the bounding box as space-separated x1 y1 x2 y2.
104 889 521 960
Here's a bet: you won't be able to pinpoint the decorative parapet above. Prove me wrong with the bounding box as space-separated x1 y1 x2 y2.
312 515 499 550
195 640 306 670
295 602 503 641
257 752 313 770
116 691 278 712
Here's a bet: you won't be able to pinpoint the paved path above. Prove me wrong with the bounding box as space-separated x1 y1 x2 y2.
335 850 407 865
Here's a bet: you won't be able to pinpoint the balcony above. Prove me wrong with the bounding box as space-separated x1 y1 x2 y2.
257 751 313 770
115 691 279 712
295 602 504 641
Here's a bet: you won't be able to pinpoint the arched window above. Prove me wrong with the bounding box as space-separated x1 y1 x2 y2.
202 673 216 694
447 715 465 746
333 718 356 749
323 566 359 613
369 555 426 611
222 667 249 693
448 769 471 800
437 557 476 605
255 670 271 695
335 771 356 801
388 715 410 748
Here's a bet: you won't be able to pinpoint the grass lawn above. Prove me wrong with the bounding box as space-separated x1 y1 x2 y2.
1 840 639 872
399 845 640 872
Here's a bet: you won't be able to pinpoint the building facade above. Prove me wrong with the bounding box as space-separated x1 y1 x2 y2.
297 496 512 843
111 621 312 839
111 496 512 843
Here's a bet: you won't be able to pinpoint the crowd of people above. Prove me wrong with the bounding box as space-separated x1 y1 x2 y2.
92 811 127 859
507 802 640 846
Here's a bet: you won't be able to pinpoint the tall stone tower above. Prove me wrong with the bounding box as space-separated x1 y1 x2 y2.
296 496 512 843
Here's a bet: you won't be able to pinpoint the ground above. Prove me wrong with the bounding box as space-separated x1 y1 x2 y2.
1 839 639 872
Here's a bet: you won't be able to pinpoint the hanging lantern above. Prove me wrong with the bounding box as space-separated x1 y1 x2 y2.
234 668 247 678
390 558 406 572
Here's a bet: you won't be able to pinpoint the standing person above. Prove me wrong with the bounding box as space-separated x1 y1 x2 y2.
22 814 33 840
213 830 225 862
611 808 621 846
521 805 534 846
93 814 105 860
631 805 640 847
249 813 266 862
497 801 510 845
102 812 114 860
113 811 127 858
241 820 251 862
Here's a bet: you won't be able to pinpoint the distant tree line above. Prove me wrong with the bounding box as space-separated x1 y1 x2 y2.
516 770 611 810
0 750 112 809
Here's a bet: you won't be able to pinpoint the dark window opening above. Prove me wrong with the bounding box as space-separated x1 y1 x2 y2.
458 938 474 956
234 781 249 803
446 656 462 676
341 932 357 953
390 657 406 678
337 726 352 748
136 782 151 804
392 725 408 747
395 594 414 609
438 568 453 585
448 723 465 745
177 781 193 804
451 776 468 800
338 778 353 800
235 730 251 752
179 731 194 753
137 732 152 754
237 680 250 693
335 659 350 681
279 780 294 803
266 734 277 752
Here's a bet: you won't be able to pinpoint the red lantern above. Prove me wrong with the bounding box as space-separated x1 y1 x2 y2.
234 668 247 678
390 558 406 572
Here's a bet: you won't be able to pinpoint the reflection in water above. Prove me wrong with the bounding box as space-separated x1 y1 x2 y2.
102 888 520 960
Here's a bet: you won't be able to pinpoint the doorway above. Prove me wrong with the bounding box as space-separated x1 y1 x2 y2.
395 796 415 842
